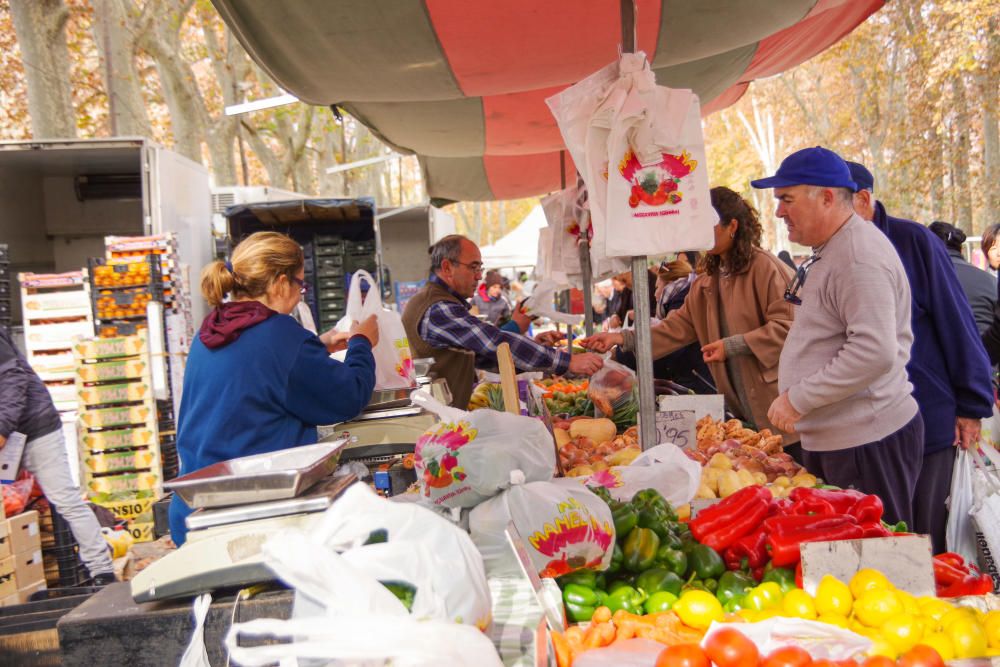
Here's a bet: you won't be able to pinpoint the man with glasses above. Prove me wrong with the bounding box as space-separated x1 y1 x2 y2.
402 235 604 408
847 161 992 552
752 146 923 527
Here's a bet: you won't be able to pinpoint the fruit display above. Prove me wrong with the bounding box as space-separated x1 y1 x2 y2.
466 382 506 411
556 419 642 475
536 377 591 417
687 417 802 482
95 287 156 319
697 451 817 500
91 261 153 287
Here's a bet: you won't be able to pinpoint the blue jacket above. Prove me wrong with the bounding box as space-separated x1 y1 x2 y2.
872 202 993 453
169 314 375 544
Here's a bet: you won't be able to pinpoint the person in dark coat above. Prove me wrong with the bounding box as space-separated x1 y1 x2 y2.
848 161 993 552
928 221 996 334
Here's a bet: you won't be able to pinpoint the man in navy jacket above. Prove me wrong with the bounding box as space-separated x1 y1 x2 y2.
848 162 993 552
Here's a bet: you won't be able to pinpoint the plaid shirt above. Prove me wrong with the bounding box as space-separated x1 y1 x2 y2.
419 276 570 375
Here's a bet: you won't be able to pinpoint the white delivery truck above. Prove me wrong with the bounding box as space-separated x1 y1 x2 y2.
0 137 212 325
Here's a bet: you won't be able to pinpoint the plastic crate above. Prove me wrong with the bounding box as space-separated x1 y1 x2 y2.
315 255 345 268
317 276 345 290
48 509 89 588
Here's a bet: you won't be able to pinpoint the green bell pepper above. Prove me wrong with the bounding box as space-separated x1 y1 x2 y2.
722 597 745 613
656 546 688 576
562 583 606 623
631 488 675 520
716 570 755 605
606 543 623 574
644 591 678 614
605 584 646 614
634 567 683 597
611 502 639 539
685 544 725 580
703 578 718 593
623 527 661 573
761 566 797 593
744 582 783 611
607 577 634 594
636 505 675 541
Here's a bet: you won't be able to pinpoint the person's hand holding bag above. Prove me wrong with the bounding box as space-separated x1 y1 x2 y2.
350 314 380 348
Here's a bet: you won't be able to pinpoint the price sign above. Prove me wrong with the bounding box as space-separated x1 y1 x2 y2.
654 409 697 449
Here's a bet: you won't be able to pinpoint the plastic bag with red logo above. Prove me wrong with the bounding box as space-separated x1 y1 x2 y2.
411 390 555 509
1 476 34 517
469 478 615 578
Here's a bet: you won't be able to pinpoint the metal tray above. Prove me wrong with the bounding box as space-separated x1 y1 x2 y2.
164 438 349 509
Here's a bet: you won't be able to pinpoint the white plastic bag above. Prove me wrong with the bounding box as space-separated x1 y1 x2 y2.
701 619 872 661
260 482 492 630
225 615 503 667
947 448 978 563
335 269 416 389
588 358 636 418
411 389 555 508
469 479 614 578
178 593 212 667
968 441 1000 589
563 444 701 508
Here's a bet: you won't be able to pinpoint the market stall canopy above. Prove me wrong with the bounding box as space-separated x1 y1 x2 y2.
213 0 883 203
480 204 548 269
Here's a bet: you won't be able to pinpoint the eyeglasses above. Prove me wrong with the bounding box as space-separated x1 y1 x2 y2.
290 276 309 295
454 260 484 273
784 254 820 305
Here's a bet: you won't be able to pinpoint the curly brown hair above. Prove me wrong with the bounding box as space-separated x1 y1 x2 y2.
703 186 764 276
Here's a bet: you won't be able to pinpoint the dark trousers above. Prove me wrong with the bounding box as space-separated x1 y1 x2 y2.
802 413 924 527
913 446 956 555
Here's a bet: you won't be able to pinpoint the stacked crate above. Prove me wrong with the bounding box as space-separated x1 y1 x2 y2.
312 235 348 329
18 272 95 416
0 509 47 605
74 332 161 544
0 244 10 328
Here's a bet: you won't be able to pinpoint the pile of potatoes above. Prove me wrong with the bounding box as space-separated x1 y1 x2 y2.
695 452 819 499
555 418 642 477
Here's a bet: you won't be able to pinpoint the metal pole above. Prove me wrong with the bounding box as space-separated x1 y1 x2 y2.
579 212 594 336
619 0 656 450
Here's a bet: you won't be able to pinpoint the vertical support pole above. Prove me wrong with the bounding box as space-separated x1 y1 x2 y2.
579 210 594 336
619 0 656 450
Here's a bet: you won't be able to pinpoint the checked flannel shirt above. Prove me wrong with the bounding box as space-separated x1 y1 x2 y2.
417 275 571 375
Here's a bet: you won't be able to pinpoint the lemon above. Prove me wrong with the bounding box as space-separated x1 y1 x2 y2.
850 568 894 598
815 575 853 616
983 610 1000 648
673 590 723 630
818 613 850 628
880 613 924 654
918 633 955 661
854 589 904 627
947 616 988 659
868 635 899 660
916 596 955 623
782 589 818 620
941 608 978 631
894 589 921 617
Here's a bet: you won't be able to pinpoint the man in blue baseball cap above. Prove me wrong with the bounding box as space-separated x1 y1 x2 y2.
752 146 924 527
847 160 992 552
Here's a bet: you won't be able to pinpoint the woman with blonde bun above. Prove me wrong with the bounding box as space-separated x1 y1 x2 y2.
169 231 378 545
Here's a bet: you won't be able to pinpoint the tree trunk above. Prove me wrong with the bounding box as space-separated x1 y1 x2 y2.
951 76 973 232
979 14 1000 234
93 0 151 137
9 0 76 138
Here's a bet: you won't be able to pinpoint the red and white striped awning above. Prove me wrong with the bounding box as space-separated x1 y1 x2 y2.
213 0 883 203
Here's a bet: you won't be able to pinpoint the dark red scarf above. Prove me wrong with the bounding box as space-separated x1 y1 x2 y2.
199 301 276 349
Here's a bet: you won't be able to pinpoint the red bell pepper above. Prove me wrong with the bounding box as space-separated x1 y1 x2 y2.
932 553 995 597
938 573 995 597
690 485 771 542
935 552 967 569
788 487 865 515
763 513 857 535
724 525 769 570
767 517 864 567
699 490 771 552
860 521 892 538
795 561 803 588
848 494 884 524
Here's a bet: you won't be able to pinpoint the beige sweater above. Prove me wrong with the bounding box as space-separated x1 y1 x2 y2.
779 215 918 451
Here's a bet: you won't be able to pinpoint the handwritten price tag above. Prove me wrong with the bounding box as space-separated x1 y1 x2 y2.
654 409 697 449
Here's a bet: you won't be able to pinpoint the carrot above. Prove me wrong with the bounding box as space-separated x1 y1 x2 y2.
551 630 572 667
591 606 612 624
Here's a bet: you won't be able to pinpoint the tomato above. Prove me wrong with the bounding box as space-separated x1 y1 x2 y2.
655 644 710 667
897 645 945 667
861 657 895 667
704 627 760 667
762 646 813 667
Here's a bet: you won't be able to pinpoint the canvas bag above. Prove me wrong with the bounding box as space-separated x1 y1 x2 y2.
335 269 415 389
600 56 714 258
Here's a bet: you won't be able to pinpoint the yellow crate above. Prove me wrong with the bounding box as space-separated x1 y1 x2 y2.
73 332 148 361
85 471 162 498
75 358 149 383
81 446 160 475
93 496 157 523
78 425 158 451
78 404 154 429
124 521 155 543
76 380 153 407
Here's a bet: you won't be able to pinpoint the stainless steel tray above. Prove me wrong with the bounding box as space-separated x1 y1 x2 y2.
165 438 349 509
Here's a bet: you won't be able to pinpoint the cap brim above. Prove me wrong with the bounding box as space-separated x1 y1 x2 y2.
750 176 797 189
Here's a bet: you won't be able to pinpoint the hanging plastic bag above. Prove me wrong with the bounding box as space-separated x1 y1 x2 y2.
334 269 415 389
260 482 492 629
178 593 212 667
562 444 701 508
469 478 614 578
946 448 978 563
411 389 556 508
588 358 636 419
968 441 1000 589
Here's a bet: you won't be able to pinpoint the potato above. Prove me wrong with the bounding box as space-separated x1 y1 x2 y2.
751 472 767 485
553 428 571 448
792 472 817 488
772 475 792 487
591 460 608 472
702 467 723 493
695 483 717 499
708 453 733 470
565 465 594 478
607 446 641 467
718 470 743 498
769 484 789 499
569 417 617 444
736 468 756 487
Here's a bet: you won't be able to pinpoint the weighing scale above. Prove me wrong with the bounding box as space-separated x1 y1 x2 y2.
130 440 353 603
